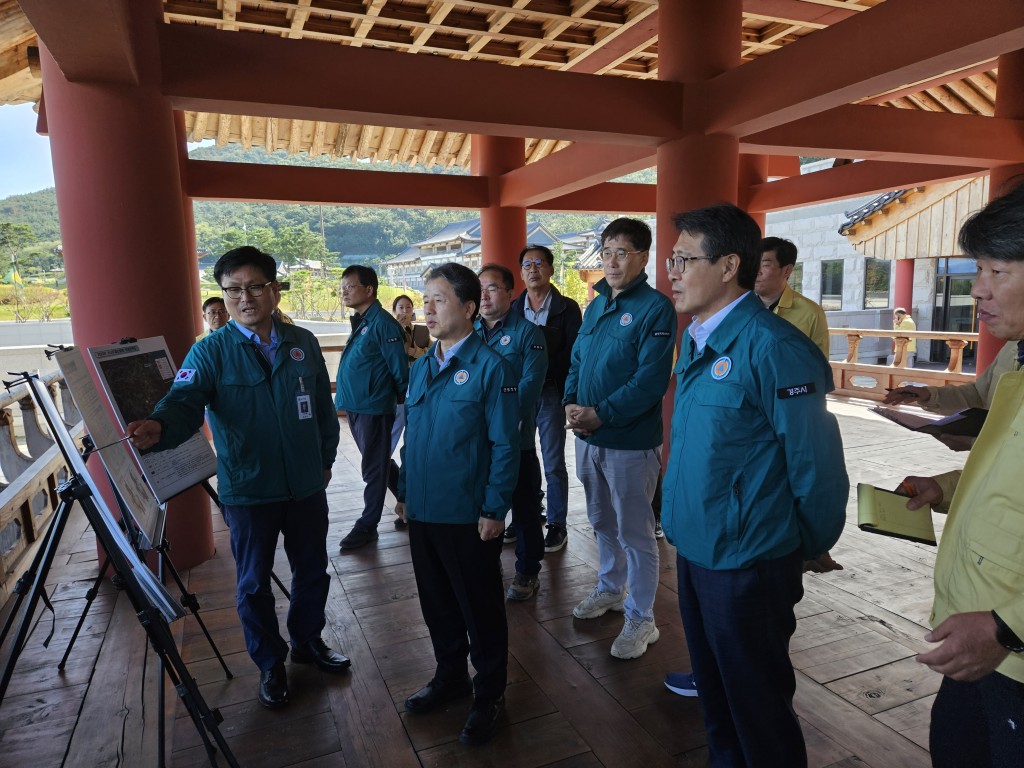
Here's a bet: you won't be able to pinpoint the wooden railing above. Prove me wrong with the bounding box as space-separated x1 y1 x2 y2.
828 328 978 401
0 372 84 606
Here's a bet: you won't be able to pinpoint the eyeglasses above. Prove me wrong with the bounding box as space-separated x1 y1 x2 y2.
222 281 274 299
601 248 645 262
521 259 547 270
666 256 715 273
482 285 509 296
204 309 227 317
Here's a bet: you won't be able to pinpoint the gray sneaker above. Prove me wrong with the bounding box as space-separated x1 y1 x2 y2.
506 573 540 601
572 586 627 619
610 616 660 659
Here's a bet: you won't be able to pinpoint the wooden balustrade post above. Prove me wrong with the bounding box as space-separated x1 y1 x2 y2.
845 333 862 364
945 339 968 374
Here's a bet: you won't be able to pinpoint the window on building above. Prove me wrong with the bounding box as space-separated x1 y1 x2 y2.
863 258 892 309
820 260 843 311
787 263 804 292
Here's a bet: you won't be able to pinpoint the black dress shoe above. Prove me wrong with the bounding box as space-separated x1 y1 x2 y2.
404 676 473 713
258 662 289 709
340 527 379 550
459 696 505 745
290 638 352 674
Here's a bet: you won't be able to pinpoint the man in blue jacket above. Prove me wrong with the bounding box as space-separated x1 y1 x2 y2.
510 245 582 553
335 265 409 549
475 263 548 600
127 246 347 712
395 263 519 746
564 218 675 660
662 204 848 767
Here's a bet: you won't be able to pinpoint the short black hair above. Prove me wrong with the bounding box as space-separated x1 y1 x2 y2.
425 262 481 319
392 294 413 312
478 263 514 290
342 264 379 296
760 237 798 268
958 180 1024 262
519 244 554 266
202 296 225 312
601 218 652 252
214 246 277 285
672 204 761 290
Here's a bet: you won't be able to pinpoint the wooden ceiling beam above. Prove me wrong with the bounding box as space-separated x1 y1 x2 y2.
240 114 252 149
287 0 313 39
18 0 157 84
160 24 682 146
945 79 994 115
742 0 859 27
741 105 1024 167
744 160 983 213
702 0 1024 136
216 112 231 146
186 159 489 209
560 4 657 74
499 142 654 208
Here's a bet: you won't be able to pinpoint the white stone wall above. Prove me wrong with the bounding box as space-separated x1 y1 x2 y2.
765 167 941 362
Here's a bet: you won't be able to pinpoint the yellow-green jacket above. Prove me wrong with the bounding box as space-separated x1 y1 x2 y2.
931 368 1024 683
773 284 830 359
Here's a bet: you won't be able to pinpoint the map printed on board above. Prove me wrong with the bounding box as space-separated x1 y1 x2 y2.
54 346 165 548
88 337 217 505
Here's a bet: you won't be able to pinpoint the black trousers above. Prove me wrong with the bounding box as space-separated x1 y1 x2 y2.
510 448 545 576
677 549 806 768
348 412 399 531
408 520 507 705
931 671 1024 767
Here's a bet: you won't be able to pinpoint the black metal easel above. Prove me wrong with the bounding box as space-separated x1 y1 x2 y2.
0 372 239 768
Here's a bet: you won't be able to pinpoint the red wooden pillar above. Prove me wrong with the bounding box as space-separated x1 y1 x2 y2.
739 154 769 233
894 259 914 313
656 0 742 444
977 49 1024 370
174 111 204 337
40 45 214 570
473 135 527 290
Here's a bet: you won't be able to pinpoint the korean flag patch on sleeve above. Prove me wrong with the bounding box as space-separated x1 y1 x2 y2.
174 368 197 384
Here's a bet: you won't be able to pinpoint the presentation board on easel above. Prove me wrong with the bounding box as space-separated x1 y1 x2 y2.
55 346 167 549
87 337 217 505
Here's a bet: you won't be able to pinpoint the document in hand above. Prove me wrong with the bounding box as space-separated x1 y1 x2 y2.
870 406 988 438
856 483 937 546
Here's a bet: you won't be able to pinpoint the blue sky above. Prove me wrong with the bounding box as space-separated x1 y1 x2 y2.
0 103 55 198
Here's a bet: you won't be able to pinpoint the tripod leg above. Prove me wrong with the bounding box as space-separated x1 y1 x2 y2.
142 610 240 768
58 555 112 670
160 545 233 680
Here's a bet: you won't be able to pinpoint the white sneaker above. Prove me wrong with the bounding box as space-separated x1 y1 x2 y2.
572 586 626 619
610 616 659 659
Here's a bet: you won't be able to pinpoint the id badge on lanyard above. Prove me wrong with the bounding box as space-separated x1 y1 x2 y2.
297 376 312 420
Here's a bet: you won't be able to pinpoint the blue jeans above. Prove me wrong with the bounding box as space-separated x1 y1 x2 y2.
390 404 405 456
676 549 806 768
223 490 330 671
575 440 660 622
535 384 569 526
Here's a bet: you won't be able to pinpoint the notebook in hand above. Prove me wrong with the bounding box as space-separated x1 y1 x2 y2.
856 483 937 546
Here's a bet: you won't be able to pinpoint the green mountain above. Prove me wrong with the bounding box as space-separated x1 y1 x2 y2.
0 143 639 261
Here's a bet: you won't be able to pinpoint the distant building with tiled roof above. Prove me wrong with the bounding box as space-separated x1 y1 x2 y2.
382 219 591 291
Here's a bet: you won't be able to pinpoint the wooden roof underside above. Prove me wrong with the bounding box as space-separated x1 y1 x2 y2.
0 0 1006 170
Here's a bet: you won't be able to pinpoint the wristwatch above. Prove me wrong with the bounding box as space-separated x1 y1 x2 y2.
992 611 1024 653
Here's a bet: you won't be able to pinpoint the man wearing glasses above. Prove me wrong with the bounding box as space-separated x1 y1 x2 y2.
661 205 847 766
475 263 548 600
127 246 348 712
201 296 228 336
335 265 409 550
564 218 675 660
510 245 582 553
